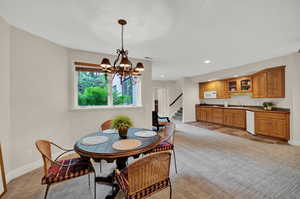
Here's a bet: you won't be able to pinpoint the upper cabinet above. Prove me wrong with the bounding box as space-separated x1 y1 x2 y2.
252 66 285 98
226 76 252 93
199 66 285 99
199 80 229 99
252 71 267 98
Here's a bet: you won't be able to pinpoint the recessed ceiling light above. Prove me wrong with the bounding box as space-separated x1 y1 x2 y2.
160 74 165 78
233 75 238 77
208 79 213 81
204 60 211 64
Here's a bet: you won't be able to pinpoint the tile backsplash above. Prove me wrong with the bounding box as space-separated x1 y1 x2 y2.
200 95 290 108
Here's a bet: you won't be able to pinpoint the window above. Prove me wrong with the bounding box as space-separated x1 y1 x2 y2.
77 71 108 106
75 68 141 108
112 75 139 105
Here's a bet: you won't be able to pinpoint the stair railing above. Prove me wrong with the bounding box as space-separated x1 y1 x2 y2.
169 93 183 107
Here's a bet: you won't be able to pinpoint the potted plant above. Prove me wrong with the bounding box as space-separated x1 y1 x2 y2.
263 102 273 110
112 115 133 139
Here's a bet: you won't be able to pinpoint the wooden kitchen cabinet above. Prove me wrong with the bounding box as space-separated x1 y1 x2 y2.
223 109 246 129
199 80 228 99
252 71 267 98
226 77 252 93
255 112 289 140
266 67 285 98
196 106 213 122
197 106 245 128
211 108 224 124
252 66 285 98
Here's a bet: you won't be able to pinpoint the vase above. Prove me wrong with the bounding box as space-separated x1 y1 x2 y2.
118 127 128 139
267 106 272 111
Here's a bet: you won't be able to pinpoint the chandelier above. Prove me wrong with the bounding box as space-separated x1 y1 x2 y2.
74 19 144 82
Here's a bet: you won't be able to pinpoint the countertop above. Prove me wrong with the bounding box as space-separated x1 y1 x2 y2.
196 104 290 114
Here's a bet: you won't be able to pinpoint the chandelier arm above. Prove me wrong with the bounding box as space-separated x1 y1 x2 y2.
113 51 121 68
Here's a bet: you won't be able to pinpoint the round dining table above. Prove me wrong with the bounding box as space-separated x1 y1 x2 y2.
74 128 161 199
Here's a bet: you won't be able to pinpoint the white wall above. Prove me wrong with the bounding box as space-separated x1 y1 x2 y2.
190 53 300 145
152 80 182 117
181 78 199 123
0 17 11 178
2 23 152 181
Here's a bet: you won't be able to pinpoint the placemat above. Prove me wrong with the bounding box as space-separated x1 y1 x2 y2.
81 136 108 146
134 131 157 138
112 139 142 151
103 129 117 134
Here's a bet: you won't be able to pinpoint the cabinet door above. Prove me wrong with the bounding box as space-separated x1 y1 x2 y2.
212 108 224 124
198 107 208 121
196 107 201 121
267 68 285 98
206 108 213 122
199 83 206 99
223 110 232 126
255 112 289 139
216 81 229 99
231 110 246 129
252 72 267 98
255 118 287 138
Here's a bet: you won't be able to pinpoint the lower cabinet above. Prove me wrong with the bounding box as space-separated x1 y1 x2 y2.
196 106 245 128
196 106 290 140
196 107 212 122
223 109 246 129
212 108 224 124
255 112 289 140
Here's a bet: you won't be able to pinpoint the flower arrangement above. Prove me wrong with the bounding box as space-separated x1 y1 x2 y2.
112 115 133 138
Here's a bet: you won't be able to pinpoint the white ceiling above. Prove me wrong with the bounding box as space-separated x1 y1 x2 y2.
1 0 300 80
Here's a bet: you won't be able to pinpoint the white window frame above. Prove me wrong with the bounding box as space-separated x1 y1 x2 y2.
72 68 143 110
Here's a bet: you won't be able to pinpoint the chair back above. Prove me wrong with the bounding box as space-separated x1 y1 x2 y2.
161 122 176 144
35 140 52 176
127 151 171 195
101 120 112 131
152 111 159 126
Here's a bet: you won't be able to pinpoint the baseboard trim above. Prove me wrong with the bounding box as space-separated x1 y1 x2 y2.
288 140 300 146
6 159 42 183
6 152 60 183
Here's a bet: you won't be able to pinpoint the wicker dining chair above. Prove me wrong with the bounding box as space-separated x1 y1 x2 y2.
100 120 112 131
96 120 113 173
151 122 178 173
116 151 172 199
35 140 95 199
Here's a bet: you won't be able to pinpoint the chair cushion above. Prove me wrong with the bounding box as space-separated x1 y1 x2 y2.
42 158 93 184
158 121 171 126
152 141 174 152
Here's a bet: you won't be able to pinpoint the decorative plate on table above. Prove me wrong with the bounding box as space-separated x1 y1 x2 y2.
112 139 142 151
81 136 108 146
134 131 157 138
103 129 117 134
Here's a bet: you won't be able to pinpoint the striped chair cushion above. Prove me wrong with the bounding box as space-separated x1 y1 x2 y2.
42 158 93 184
152 141 174 152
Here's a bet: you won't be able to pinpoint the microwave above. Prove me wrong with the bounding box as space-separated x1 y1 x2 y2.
204 91 217 99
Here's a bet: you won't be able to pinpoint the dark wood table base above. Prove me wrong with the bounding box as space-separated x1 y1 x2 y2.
95 157 129 199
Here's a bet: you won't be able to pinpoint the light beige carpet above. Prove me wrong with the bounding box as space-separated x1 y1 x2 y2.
4 122 300 199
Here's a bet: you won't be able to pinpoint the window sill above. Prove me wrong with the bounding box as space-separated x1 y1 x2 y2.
71 105 144 111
